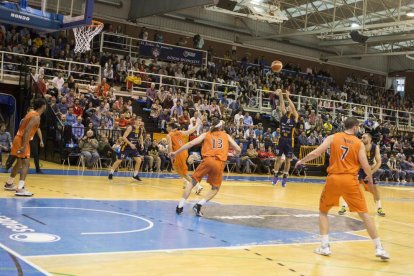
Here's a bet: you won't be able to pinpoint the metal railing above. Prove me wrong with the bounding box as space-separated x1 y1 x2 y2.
245 88 413 128
127 70 238 98
98 32 209 67
0 51 101 85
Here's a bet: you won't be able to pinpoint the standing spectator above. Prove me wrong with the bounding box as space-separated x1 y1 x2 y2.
66 107 77 126
146 83 157 108
52 73 65 94
96 78 110 98
243 112 253 128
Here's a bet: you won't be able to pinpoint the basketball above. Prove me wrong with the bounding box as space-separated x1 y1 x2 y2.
271 60 283 72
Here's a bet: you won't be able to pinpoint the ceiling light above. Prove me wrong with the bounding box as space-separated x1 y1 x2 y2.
407 12 414 17
351 23 360 28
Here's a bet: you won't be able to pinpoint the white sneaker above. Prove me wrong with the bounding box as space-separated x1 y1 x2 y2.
375 247 390 260
314 245 331 256
4 183 16 191
195 185 203 195
15 188 33 197
401 180 407 184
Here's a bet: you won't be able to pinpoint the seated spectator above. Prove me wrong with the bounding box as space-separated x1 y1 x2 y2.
158 110 170 133
66 107 77 126
116 113 129 129
147 139 161 172
57 97 69 115
0 123 12 166
170 100 184 117
79 129 99 169
246 143 261 173
98 136 116 166
179 110 191 128
72 116 84 143
52 73 65 94
146 82 157 108
158 138 171 171
96 78 110 97
150 99 162 122
243 112 253 128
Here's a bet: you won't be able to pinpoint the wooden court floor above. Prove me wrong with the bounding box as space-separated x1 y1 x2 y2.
0 160 413 276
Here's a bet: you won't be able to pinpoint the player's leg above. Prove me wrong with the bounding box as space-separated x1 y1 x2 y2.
4 158 22 190
357 212 389 259
108 158 123 179
338 197 348 215
371 185 385 216
132 156 142 181
192 161 225 217
281 157 292 187
15 158 33 196
315 176 342 256
176 160 209 214
272 156 283 185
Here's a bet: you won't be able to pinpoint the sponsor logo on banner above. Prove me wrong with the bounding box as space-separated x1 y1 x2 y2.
10 13 30 21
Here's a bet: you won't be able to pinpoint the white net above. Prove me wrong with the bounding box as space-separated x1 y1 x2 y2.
73 20 104 53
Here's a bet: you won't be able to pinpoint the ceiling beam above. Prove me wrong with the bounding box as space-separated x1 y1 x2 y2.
243 19 414 42
319 32 414 46
326 50 414 59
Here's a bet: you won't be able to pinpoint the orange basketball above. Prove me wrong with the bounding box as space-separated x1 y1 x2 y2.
271 60 283 72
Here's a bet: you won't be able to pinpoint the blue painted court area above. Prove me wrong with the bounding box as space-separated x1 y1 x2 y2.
0 245 47 275
0 199 367 257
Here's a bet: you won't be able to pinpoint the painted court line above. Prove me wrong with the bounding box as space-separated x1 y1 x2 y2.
22 207 154 235
0 243 51 275
25 239 371 259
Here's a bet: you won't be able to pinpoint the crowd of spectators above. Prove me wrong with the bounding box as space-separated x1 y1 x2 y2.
1 24 414 181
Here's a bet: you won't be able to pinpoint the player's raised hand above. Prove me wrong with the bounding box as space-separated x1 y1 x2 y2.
275 89 282 96
285 89 290 98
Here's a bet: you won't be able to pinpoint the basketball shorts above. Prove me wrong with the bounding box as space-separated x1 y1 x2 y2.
173 155 188 177
320 174 368 213
275 138 294 159
358 169 377 191
10 136 30 159
192 157 226 188
118 149 141 160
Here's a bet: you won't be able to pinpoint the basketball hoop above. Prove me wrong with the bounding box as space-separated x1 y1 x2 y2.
73 20 104 53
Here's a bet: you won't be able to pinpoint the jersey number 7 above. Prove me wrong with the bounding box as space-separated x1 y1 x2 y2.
340 145 349 160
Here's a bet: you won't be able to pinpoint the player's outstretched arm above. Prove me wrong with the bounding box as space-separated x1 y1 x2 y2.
166 134 173 155
227 134 241 154
276 89 286 115
181 123 200 136
285 89 299 121
296 135 333 166
171 133 207 157
371 146 382 174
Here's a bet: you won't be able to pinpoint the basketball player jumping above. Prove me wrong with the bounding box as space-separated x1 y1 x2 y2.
108 119 143 181
4 98 47 196
339 132 386 216
170 118 241 217
296 117 389 260
272 88 299 187
167 122 204 194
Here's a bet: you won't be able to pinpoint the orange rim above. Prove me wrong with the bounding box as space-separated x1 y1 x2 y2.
89 20 103 28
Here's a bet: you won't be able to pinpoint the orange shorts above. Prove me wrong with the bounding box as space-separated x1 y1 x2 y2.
10 136 30 159
173 155 188 177
320 174 368 213
192 157 226 188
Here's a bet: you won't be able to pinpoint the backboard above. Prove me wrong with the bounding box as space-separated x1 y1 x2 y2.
0 0 94 32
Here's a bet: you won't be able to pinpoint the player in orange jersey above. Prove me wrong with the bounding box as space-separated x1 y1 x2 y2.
296 117 389 260
4 98 47 197
171 118 241 217
166 122 204 194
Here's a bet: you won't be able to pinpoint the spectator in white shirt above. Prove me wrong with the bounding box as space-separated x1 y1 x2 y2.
52 73 64 92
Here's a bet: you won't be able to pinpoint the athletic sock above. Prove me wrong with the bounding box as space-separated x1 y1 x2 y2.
110 169 115 174
321 235 329 247
195 183 202 189
133 171 138 177
373 237 382 249
6 177 15 185
376 200 382 209
275 171 282 177
17 180 25 190
178 198 186 208
198 199 207 206
283 172 288 178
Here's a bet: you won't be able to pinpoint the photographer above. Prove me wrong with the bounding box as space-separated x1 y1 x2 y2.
79 130 100 169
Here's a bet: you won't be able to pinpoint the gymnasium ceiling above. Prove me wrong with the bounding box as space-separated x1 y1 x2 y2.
134 0 414 60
